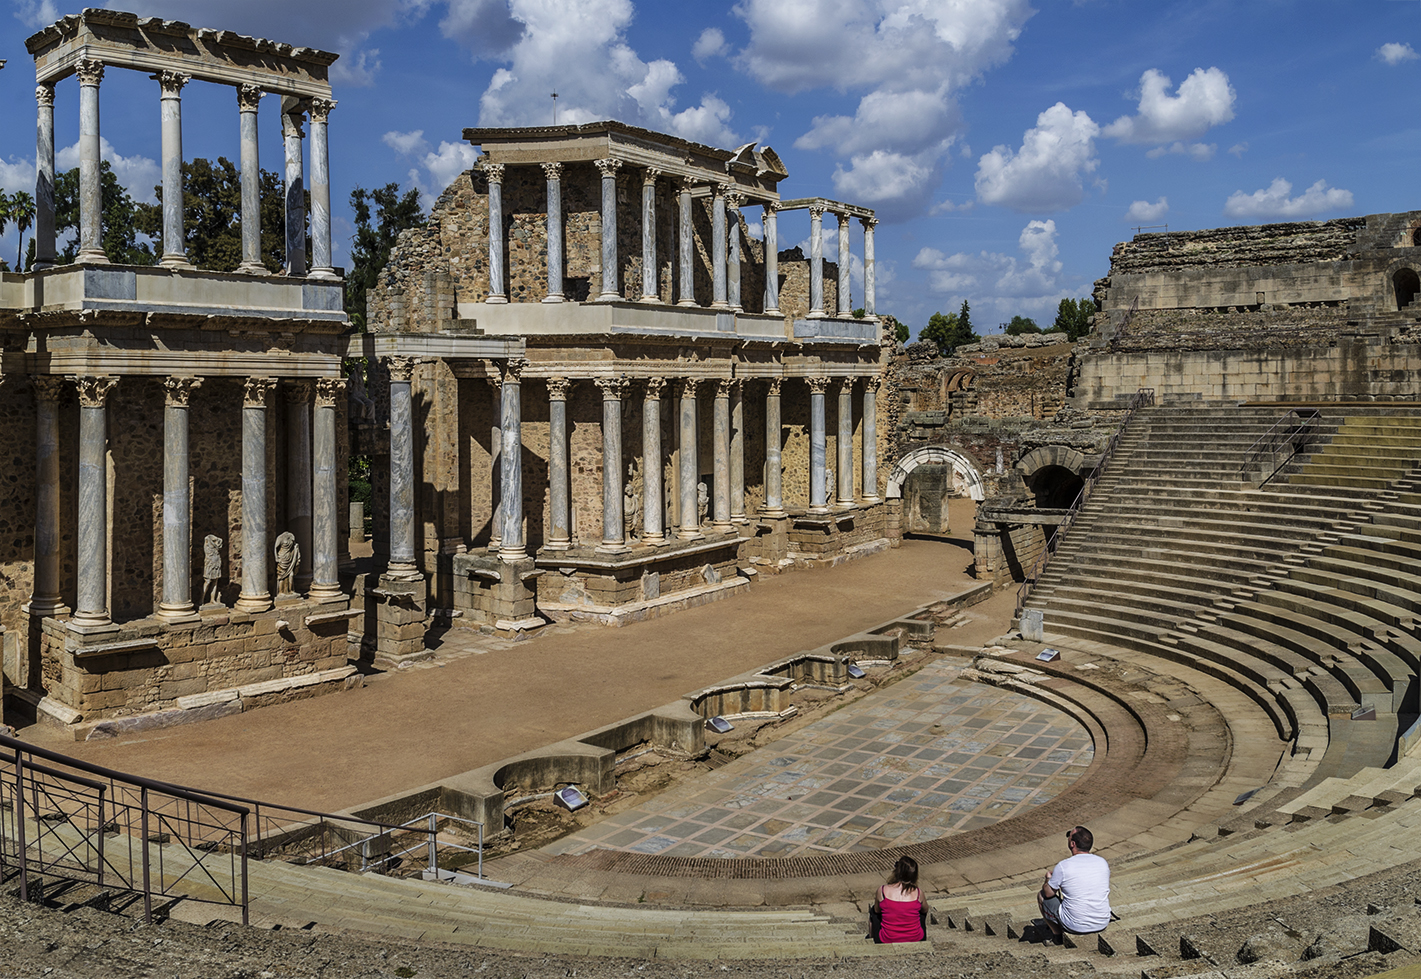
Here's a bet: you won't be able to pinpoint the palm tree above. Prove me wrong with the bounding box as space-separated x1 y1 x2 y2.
9 191 34 271
0 192 10 270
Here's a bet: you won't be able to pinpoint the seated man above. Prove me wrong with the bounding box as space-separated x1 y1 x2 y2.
1037 825 1111 938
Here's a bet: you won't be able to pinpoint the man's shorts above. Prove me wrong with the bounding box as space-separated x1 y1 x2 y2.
1040 894 1062 923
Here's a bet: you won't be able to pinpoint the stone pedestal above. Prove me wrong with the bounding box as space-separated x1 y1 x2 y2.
371 575 429 668
349 501 365 545
451 552 541 636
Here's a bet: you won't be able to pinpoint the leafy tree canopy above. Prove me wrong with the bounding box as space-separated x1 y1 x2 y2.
54 161 157 267
919 306 978 354
1053 297 1098 342
347 183 424 331
1005 315 1040 335
137 157 289 273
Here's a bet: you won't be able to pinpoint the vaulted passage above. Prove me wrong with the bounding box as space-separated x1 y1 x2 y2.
1026 464 1083 509
1395 268 1420 309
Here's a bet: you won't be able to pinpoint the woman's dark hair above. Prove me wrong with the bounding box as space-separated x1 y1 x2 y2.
889 855 919 893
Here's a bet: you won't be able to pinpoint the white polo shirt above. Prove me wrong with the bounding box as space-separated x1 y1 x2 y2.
1047 852 1111 933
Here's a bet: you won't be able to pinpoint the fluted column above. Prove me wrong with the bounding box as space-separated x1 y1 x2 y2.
711 379 732 531
73 377 118 628
596 377 629 550
158 71 192 268
236 84 265 274
596 158 622 300
837 212 852 315
642 378 665 544
641 168 661 301
308 99 337 280
236 378 276 611
283 104 306 276
861 376 881 502
761 379 786 516
76 60 107 264
488 376 502 551
385 359 420 581
157 377 201 622
482 162 507 302
34 84 56 270
730 379 745 522
677 177 695 306
678 378 703 539
763 203 780 314
807 376 829 512
837 378 855 506
499 359 527 560
712 184 729 308
808 203 825 318
285 381 313 592
310 377 345 600
862 217 877 316
27 376 67 616
541 162 564 303
726 193 743 311
546 377 572 549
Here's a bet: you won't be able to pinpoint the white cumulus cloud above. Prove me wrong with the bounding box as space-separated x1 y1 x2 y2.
1223 178 1354 219
1103 67 1235 151
692 27 729 64
975 103 1100 213
1146 141 1215 161
911 219 1077 324
382 130 430 155
1378 42 1420 66
1126 198 1169 223
56 137 160 203
406 140 481 209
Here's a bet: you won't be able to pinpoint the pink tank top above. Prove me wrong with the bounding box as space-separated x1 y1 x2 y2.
878 887 924 943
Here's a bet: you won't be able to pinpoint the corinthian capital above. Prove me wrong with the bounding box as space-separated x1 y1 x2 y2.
808 202 827 218
75 59 105 86
30 375 65 403
386 357 415 382
236 84 264 111
74 376 118 408
314 377 347 407
546 376 571 401
156 70 190 96
594 158 623 178
307 98 336 123
163 376 202 408
643 376 666 399
806 375 830 394
480 161 506 184
242 377 276 408
594 375 629 399
35 83 55 108
540 161 564 181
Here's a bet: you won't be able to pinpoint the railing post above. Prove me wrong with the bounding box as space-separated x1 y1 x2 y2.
140 786 152 924
428 813 438 876
14 749 28 904
240 810 249 927
96 786 105 889
478 821 483 880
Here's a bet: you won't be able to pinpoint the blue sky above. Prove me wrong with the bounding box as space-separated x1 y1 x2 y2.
1 0 1418 335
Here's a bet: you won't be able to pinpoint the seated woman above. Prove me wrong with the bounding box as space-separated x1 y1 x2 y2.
870 856 927 943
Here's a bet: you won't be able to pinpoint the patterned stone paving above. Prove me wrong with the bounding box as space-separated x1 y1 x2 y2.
545 660 1094 859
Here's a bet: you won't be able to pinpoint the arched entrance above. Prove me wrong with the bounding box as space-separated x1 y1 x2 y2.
1396 268 1420 310
1026 465 1085 508
886 446 986 501
887 446 985 537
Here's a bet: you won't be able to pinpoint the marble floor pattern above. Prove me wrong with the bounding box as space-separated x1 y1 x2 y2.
543 660 1095 859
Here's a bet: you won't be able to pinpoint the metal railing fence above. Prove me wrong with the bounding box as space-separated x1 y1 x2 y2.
1238 408 1322 484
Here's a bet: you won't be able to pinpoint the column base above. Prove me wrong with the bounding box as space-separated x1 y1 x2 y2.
860 495 882 504
806 310 825 319
235 262 268 275
711 521 734 532
677 529 705 541
33 258 56 272
758 505 787 518
67 616 119 637
76 249 110 265
308 582 345 603
159 254 194 270
309 267 340 281
544 538 572 550
497 546 529 562
676 300 697 307
596 541 631 554
24 598 70 618
641 532 667 546
764 306 781 315
596 292 620 302
731 514 747 524
541 295 565 304
485 294 509 304
384 562 423 583
638 295 662 303
807 505 831 515
155 603 200 625
234 594 273 613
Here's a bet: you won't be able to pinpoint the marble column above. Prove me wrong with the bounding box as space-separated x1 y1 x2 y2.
862 217 877 317
73 377 118 628
308 99 337 280
641 168 661 301
236 84 265 274
726 193 743 311
642 378 665 544
861 376 881 502
763 203 780 314
310 377 345 600
283 103 306 277
596 158 622 301
837 212 852 316
499 359 527 560
712 184 729 308
235 378 276 611
808 203 825 318
678 378 703 539
730 379 745 522
76 60 107 264
487 376 502 551
285 381 313 592
596 376 629 550
711 379 732 531
157 377 201 622
34 83 56 270
761 379 785 516
807 376 829 512
546 377 572 549
482 162 507 302
837 378 855 506
157 71 192 269
677 177 696 306
27 377 67 616
541 162 564 303
385 359 420 581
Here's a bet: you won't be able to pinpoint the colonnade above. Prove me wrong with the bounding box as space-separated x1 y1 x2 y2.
34 63 335 277
28 375 346 630
383 361 882 564
479 160 877 315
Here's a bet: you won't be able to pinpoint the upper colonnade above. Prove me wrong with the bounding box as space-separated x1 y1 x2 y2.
25 9 338 277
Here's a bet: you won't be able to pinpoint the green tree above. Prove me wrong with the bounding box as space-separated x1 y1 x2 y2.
54 162 157 266
919 309 978 353
1005 315 1040 335
9 191 34 271
957 299 972 337
135 157 288 272
346 183 425 331
1053 297 1098 341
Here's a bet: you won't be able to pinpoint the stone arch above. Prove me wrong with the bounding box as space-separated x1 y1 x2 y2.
886 446 985 501
1015 445 1089 510
943 369 976 395
1397 268 1421 310
1015 445 1088 478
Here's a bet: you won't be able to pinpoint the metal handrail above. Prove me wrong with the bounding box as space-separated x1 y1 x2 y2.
1013 387 1156 621
1238 408 1322 483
